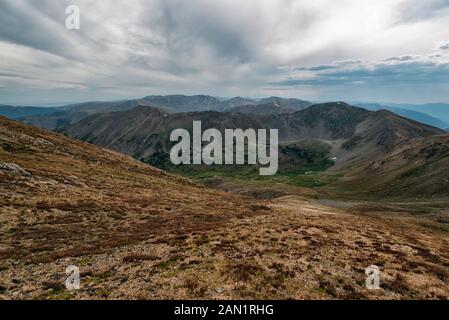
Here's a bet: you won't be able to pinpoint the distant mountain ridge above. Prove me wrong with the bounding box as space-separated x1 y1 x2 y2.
389 103 449 124
215 97 257 111
140 95 220 112
2 96 448 135
356 103 449 129
0 104 60 119
227 102 294 115
62 102 444 171
3 95 312 130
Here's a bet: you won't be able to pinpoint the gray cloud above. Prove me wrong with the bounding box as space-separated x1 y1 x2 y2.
1 0 449 105
278 62 449 86
439 41 449 50
398 0 449 22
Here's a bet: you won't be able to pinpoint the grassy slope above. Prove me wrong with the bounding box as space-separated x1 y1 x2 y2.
325 134 449 200
0 116 262 283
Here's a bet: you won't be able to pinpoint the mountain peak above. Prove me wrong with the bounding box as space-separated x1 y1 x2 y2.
298 102 368 116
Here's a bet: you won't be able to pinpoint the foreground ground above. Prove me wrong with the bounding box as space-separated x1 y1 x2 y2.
0 117 448 299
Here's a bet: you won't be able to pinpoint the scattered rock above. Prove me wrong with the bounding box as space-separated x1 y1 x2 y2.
201 177 223 187
22 285 36 293
0 163 31 177
33 138 54 147
391 244 418 255
215 287 225 294
250 204 272 211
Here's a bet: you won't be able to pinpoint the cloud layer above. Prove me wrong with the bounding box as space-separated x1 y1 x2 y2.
0 0 449 104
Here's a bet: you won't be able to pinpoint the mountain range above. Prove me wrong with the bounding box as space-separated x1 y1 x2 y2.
62 102 444 179
0 96 312 131
2 95 449 199
2 95 449 132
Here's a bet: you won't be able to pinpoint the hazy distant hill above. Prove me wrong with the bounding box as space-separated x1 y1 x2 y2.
227 102 294 115
22 100 151 131
140 95 220 112
216 97 257 111
385 103 449 125
0 105 60 119
17 95 312 130
225 97 314 115
138 95 313 113
11 96 217 130
357 103 449 129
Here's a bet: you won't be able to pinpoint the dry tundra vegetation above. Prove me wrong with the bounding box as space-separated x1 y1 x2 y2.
0 116 448 300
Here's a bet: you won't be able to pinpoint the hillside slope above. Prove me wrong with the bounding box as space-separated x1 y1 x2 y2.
0 115 257 265
335 134 449 198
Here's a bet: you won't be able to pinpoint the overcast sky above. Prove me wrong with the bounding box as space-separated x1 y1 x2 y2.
1 0 449 105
